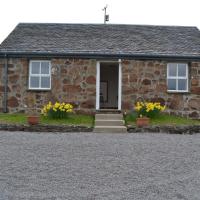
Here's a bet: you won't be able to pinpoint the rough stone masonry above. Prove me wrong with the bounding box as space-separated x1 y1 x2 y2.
0 58 200 118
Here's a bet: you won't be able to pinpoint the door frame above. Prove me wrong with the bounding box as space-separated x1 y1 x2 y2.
96 59 122 110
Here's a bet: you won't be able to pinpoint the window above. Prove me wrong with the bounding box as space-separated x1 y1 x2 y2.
167 63 188 92
29 60 51 90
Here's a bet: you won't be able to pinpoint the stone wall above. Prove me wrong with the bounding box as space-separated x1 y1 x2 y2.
0 58 200 118
0 124 93 132
0 58 96 114
0 59 4 112
122 60 200 118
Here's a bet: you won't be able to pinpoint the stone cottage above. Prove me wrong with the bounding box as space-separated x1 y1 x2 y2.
0 23 200 118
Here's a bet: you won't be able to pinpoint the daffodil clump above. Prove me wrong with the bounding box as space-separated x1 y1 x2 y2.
134 102 166 118
41 102 73 119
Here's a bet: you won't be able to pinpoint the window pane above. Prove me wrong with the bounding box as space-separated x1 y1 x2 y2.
168 79 176 90
168 64 177 76
178 79 187 91
31 62 40 74
41 62 50 74
178 64 186 77
41 76 50 88
30 76 39 88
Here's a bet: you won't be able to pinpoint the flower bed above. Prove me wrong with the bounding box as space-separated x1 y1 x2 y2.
134 101 166 127
41 102 73 119
134 102 166 118
0 113 94 127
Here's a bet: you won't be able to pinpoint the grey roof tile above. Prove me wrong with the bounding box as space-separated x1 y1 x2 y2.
0 23 200 57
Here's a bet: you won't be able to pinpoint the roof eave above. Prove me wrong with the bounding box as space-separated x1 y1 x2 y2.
0 52 200 61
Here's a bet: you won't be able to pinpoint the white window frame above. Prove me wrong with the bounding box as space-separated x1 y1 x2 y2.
29 60 51 90
167 63 188 92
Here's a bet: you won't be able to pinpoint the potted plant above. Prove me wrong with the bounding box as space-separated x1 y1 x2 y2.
134 101 166 127
27 107 40 125
136 114 150 127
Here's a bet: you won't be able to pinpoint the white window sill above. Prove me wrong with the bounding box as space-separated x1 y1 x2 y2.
28 88 51 91
167 90 189 93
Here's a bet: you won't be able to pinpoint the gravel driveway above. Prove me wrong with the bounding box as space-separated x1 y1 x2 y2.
0 131 200 200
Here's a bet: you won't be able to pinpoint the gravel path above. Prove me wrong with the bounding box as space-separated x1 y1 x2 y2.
0 131 200 200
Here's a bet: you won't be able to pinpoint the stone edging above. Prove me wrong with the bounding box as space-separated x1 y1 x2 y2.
1 124 200 134
0 124 93 133
127 125 200 134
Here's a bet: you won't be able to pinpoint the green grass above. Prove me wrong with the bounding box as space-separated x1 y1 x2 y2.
125 112 200 126
0 113 94 126
1 112 199 127
41 114 94 126
0 113 27 124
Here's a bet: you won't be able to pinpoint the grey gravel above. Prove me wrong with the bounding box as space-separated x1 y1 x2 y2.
0 131 200 200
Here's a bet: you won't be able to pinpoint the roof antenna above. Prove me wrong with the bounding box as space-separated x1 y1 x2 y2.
102 5 109 24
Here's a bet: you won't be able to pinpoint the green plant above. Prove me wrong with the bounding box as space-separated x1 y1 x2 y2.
124 111 137 125
41 102 73 119
134 101 166 118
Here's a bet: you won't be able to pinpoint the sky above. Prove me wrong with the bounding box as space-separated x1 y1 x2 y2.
0 0 200 43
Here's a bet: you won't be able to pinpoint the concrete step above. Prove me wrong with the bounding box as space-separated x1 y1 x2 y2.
95 113 123 120
95 120 124 126
94 113 127 133
96 109 121 114
93 126 127 133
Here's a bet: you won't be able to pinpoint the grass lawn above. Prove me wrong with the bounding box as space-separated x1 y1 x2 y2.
125 112 200 126
0 113 94 126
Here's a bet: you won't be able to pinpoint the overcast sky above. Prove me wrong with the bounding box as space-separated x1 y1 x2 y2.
1 0 200 43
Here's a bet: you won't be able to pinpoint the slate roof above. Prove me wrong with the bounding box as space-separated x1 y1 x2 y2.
0 23 200 58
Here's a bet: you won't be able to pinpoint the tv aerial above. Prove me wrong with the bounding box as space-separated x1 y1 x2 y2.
102 5 109 24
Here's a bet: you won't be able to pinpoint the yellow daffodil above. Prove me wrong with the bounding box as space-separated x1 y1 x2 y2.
134 101 166 118
41 102 74 118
